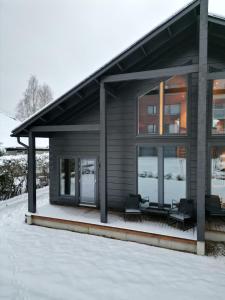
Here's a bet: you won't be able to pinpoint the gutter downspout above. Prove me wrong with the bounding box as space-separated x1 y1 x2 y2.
17 137 28 149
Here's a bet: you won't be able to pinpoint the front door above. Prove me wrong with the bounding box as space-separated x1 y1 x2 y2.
79 158 97 205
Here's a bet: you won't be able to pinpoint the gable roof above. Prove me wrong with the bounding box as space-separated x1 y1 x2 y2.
11 0 225 137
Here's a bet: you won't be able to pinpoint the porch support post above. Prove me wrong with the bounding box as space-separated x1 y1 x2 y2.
28 131 36 213
100 82 107 223
196 0 208 255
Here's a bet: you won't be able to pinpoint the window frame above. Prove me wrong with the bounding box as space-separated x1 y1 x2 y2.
207 141 225 194
147 123 157 134
147 105 157 115
136 143 190 206
57 155 99 206
211 79 225 136
57 156 78 203
137 75 189 137
59 157 76 197
164 103 181 116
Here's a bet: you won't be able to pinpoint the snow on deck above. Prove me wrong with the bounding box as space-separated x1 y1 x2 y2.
34 203 197 240
1 188 225 299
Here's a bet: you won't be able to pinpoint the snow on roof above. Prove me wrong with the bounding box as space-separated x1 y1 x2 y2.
0 112 48 148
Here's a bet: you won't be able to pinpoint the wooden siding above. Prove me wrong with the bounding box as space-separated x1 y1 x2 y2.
49 40 225 210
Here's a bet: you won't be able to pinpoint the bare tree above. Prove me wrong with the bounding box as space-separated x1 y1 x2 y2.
38 83 53 107
15 75 53 121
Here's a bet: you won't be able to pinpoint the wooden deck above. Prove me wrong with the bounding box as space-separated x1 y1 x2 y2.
26 204 197 254
205 217 225 242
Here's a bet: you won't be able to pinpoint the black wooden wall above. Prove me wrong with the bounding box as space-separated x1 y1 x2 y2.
49 39 225 211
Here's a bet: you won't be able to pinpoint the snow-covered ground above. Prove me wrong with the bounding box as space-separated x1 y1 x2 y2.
1 189 225 300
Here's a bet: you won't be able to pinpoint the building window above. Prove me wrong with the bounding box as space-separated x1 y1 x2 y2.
212 79 225 134
164 123 180 134
138 75 187 135
138 146 158 201
147 124 157 134
138 145 186 205
211 146 225 204
164 146 186 204
138 85 159 135
60 158 75 196
164 104 180 115
148 105 157 115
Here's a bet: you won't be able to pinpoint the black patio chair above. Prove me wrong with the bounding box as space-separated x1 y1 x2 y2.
124 194 142 221
205 195 225 218
168 198 194 231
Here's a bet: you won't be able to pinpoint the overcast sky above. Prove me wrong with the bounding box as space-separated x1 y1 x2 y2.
0 0 224 119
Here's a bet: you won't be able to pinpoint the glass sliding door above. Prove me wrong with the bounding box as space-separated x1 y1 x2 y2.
79 158 97 205
60 158 75 196
138 146 158 201
211 146 225 204
164 146 186 205
138 145 187 205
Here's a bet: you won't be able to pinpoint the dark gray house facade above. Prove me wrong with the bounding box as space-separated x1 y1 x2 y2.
12 0 225 254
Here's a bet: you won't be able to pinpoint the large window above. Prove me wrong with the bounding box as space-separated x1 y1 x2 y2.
138 145 187 205
138 75 187 135
138 146 158 201
212 79 225 134
211 146 225 204
138 85 159 134
164 146 186 204
60 158 75 196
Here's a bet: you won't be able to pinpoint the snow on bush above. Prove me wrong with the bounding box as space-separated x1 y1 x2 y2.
0 152 49 200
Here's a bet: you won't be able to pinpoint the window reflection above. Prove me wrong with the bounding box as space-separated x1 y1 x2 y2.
138 85 159 134
212 79 225 134
164 76 187 135
138 145 187 205
60 158 75 196
138 146 158 201
164 146 186 204
80 159 96 204
138 75 187 135
211 146 225 204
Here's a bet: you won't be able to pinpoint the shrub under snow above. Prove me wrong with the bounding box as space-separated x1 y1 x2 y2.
0 153 49 200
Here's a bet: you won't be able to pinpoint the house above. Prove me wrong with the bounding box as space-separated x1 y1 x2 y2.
11 0 225 255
